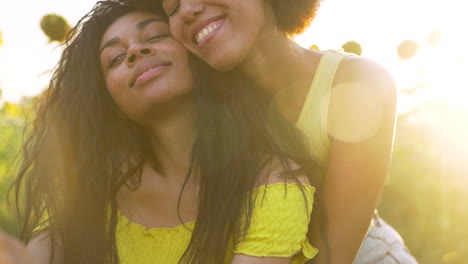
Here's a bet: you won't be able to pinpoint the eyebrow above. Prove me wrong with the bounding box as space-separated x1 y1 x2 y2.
100 37 121 55
136 18 167 30
100 18 167 55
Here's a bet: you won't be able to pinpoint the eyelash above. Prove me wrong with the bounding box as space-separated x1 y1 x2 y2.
108 34 171 68
109 54 126 68
148 34 171 41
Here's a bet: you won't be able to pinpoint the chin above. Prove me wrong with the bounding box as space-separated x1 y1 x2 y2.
207 41 254 72
206 52 243 72
210 61 236 72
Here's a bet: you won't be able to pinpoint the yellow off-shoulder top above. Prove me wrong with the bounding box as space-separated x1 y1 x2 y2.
116 183 317 263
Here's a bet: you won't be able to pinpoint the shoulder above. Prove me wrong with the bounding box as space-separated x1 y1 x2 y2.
335 55 396 102
27 232 63 264
257 156 311 187
328 56 397 143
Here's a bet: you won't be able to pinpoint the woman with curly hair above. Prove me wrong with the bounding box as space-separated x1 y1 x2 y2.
155 0 417 263
1 0 323 264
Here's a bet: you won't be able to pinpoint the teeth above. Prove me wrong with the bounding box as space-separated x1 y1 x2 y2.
196 23 220 43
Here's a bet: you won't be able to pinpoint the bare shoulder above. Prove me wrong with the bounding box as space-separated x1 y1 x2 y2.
27 232 63 264
257 156 311 186
335 55 396 100
328 56 397 143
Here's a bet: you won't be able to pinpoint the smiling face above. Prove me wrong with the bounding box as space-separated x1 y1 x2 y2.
100 11 193 124
162 0 276 71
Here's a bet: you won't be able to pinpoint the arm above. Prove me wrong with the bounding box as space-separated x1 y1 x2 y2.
27 232 61 264
320 56 397 263
0 230 62 264
0 231 37 264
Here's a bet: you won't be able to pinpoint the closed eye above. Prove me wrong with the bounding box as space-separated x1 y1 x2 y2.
147 34 171 42
109 53 126 68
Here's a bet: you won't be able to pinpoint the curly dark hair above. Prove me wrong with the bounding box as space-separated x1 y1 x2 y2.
131 0 321 35
10 1 159 263
271 0 322 35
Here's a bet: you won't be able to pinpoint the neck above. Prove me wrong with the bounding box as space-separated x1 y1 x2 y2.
238 32 318 119
144 95 195 179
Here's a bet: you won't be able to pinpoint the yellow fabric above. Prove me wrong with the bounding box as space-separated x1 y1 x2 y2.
295 50 351 166
116 183 317 264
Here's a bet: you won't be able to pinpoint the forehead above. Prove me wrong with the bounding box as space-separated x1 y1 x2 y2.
101 12 168 45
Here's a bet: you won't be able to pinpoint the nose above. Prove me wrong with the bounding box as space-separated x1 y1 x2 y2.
126 45 154 66
179 0 205 23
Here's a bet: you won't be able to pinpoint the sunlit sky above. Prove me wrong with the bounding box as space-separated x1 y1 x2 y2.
1 0 467 110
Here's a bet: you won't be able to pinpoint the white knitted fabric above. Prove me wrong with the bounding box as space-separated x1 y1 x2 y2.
353 215 418 264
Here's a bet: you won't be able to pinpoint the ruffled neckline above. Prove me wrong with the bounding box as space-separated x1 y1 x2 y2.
118 210 195 237
117 182 315 236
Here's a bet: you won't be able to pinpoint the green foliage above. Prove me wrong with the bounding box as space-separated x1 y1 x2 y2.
398 40 419 59
40 14 71 43
0 101 30 237
342 40 362 56
378 101 468 264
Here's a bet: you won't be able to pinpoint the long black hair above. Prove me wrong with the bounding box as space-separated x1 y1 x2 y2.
10 0 322 263
182 59 324 263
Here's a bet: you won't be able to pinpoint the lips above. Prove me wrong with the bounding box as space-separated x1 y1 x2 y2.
191 15 225 45
130 61 171 88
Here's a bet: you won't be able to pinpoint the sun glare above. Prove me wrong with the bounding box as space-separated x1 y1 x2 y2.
425 32 468 110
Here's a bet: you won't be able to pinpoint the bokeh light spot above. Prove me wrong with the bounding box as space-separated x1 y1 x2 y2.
398 40 419 60
328 81 384 143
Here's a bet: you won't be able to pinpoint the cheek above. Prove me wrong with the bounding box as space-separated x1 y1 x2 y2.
105 73 122 98
169 19 185 43
231 0 268 35
105 71 129 109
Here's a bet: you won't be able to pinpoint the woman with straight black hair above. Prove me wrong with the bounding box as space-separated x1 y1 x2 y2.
1 0 322 263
